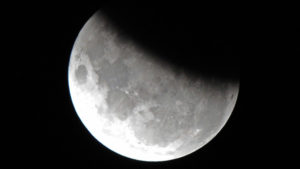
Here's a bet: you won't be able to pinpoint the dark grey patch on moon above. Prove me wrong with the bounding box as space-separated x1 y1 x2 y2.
230 93 235 100
75 65 88 84
106 89 135 121
99 59 130 89
86 37 106 69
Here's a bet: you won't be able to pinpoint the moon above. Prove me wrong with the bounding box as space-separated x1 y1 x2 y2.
68 10 239 162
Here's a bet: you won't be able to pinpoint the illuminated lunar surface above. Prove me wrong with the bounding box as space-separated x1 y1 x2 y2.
68 10 239 162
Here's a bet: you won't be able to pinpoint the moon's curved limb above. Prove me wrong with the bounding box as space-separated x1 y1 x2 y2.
68 10 239 161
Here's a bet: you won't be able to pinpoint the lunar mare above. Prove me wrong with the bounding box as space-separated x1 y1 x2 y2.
68 11 239 161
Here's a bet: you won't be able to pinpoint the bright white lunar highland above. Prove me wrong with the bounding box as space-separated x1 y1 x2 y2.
68 11 239 161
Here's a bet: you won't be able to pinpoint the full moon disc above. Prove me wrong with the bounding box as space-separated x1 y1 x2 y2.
68 10 239 162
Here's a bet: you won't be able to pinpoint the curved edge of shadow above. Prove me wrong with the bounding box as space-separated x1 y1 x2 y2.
97 6 240 82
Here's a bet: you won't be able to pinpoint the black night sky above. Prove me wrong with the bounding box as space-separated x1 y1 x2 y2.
29 1 279 168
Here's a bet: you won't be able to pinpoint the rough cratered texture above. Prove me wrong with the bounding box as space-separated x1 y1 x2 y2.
68 11 239 161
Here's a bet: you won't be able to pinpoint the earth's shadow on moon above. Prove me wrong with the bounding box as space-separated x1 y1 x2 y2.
97 7 240 82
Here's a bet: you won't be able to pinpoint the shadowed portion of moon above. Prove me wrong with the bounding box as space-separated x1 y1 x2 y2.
68 9 240 162
98 7 240 82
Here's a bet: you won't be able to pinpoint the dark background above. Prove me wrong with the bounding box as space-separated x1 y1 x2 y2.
27 1 278 168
